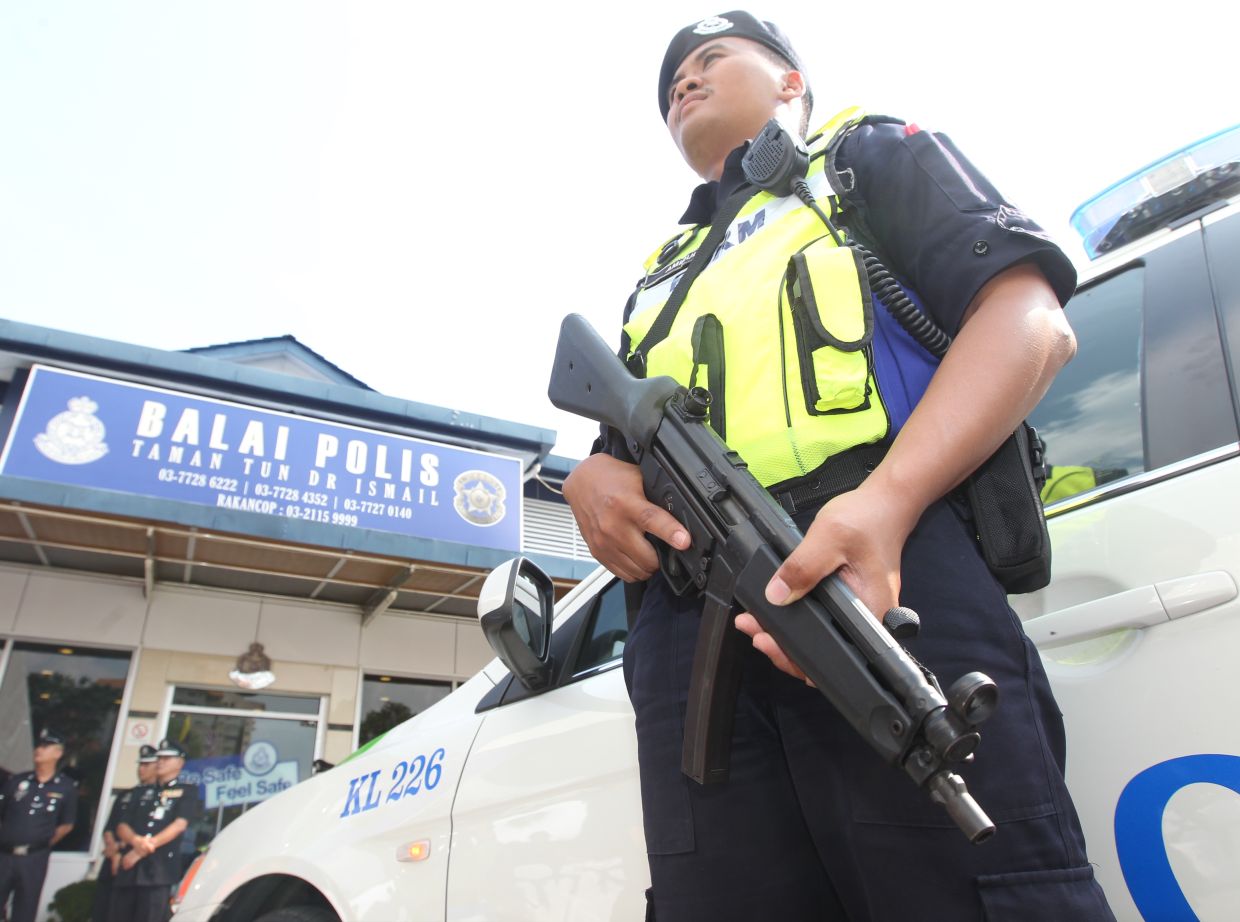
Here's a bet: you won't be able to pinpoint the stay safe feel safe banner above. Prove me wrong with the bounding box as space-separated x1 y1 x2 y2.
0 365 522 552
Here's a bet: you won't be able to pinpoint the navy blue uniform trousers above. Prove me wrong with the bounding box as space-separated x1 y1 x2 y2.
109 884 171 922
91 855 118 922
623 498 1117 921
0 851 50 922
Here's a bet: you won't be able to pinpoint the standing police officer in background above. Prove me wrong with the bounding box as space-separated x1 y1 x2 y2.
111 739 201 922
0 729 77 922
563 11 1117 921
91 744 158 922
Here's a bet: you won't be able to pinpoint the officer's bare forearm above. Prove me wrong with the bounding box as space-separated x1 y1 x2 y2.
148 818 187 850
116 822 139 846
868 263 1072 516
49 823 73 846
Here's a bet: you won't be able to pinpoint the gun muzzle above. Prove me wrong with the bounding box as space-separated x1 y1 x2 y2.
927 771 996 844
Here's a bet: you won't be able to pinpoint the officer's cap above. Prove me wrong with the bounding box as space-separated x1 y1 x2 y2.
155 738 187 759
37 728 66 747
658 11 812 122
138 744 158 763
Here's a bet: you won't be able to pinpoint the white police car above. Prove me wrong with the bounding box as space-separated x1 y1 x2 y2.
171 128 1240 922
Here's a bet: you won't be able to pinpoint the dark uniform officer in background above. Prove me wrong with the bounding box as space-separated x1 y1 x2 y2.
0 729 78 922
111 739 201 922
91 744 158 922
564 10 1117 921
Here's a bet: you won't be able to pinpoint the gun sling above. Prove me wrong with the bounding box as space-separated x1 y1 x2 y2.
628 187 753 376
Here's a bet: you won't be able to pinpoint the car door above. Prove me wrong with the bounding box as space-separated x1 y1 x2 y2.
447 572 648 922
1014 209 1240 922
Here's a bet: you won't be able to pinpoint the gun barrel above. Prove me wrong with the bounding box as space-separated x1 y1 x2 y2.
547 313 679 450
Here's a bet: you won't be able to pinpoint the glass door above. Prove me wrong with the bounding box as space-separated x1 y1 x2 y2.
164 686 324 859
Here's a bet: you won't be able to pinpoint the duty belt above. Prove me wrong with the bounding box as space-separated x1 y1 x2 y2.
769 440 889 514
1 843 49 856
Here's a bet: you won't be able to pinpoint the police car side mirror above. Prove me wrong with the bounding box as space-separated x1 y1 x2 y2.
478 557 554 691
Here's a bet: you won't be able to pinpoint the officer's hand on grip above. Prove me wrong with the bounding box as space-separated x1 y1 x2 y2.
736 479 917 681
564 453 690 583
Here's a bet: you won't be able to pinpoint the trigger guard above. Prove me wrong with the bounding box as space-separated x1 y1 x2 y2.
655 538 696 596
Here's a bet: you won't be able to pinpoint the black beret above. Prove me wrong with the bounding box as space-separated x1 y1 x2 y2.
155 738 187 758
658 11 811 122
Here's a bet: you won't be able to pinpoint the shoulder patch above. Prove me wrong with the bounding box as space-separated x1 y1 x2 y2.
994 203 1052 241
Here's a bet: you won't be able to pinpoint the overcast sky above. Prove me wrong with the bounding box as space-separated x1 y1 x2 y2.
1 1 1232 459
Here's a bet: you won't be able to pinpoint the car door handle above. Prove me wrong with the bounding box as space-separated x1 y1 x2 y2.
1023 571 1237 648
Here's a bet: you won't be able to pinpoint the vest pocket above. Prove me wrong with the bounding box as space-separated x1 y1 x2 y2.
784 242 875 416
689 313 726 440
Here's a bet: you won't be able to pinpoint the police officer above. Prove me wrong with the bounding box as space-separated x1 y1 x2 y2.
111 739 201 922
0 729 78 922
564 11 1117 921
91 744 158 922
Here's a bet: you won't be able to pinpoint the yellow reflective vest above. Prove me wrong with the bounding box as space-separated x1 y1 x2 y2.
625 107 891 490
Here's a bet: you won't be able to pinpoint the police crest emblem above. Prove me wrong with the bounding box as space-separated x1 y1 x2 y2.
692 16 734 35
452 470 506 527
34 396 109 465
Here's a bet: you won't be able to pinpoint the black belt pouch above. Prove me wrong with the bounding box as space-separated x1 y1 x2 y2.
965 423 1051 594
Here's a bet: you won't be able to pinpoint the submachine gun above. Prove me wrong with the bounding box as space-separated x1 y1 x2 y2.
548 312 999 844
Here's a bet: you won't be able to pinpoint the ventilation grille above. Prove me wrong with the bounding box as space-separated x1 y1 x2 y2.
522 499 593 561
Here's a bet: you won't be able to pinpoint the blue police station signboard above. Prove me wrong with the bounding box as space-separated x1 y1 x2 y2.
0 365 522 551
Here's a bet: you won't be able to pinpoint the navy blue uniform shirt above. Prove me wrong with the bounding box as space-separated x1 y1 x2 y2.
104 785 140 837
0 770 77 848
673 117 1076 331
117 779 202 887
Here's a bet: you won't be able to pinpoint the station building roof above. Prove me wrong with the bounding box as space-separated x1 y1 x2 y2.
0 320 593 622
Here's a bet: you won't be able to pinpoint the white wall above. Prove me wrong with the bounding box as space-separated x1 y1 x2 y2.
14 570 146 645
0 561 483 684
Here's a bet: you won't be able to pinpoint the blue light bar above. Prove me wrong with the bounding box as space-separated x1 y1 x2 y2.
1071 124 1240 259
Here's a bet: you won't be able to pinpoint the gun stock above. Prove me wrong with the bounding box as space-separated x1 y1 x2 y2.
548 313 679 451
